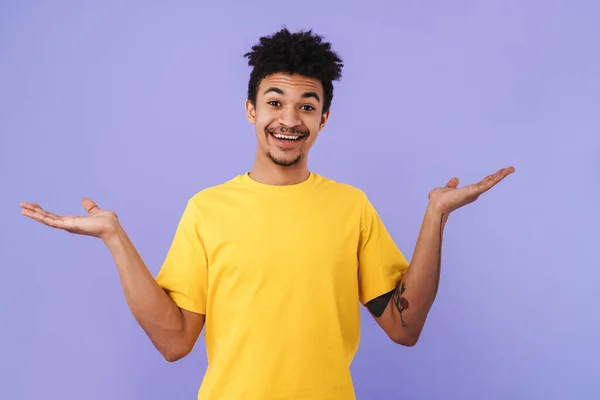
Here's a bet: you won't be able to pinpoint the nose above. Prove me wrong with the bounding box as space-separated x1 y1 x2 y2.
278 106 302 128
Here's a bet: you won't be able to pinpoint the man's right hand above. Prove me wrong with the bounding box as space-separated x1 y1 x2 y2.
20 198 119 241
20 197 204 361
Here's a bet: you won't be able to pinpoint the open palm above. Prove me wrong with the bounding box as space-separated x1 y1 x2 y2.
428 166 515 214
20 198 119 240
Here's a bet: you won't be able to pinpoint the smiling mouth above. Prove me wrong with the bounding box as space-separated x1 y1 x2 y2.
269 132 307 141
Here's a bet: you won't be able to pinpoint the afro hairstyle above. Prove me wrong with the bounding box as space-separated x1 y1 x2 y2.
244 27 344 114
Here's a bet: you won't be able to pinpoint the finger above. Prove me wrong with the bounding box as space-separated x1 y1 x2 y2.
475 167 513 192
20 202 40 211
445 177 459 189
20 207 55 223
495 166 515 178
475 177 499 193
490 167 514 182
82 198 100 214
21 208 68 229
20 202 60 219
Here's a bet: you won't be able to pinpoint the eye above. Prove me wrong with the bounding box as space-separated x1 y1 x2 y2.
301 105 315 111
268 100 281 107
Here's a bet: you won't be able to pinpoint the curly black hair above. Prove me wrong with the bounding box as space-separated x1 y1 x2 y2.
244 27 344 114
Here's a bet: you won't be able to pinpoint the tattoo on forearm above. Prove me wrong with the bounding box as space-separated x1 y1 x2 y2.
366 212 445 328
366 282 410 328
393 281 409 328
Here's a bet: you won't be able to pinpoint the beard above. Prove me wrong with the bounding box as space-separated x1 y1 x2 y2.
267 151 303 166
265 124 310 167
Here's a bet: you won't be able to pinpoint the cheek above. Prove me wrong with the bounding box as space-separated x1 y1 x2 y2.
255 108 277 125
308 118 323 134
254 115 271 137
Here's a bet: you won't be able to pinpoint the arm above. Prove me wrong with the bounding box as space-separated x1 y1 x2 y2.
20 198 205 362
104 224 205 361
366 203 446 346
366 166 515 346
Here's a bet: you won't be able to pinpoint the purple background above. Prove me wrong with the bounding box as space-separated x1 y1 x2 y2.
1 1 599 399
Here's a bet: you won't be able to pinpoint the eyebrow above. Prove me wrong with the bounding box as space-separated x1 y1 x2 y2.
263 87 321 103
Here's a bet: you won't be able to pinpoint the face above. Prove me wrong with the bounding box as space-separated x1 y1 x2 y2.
245 73 330 167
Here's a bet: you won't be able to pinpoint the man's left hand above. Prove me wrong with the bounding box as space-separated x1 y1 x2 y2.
428 166 515 215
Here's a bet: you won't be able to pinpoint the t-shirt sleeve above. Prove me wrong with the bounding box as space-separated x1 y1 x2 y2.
358 194 410 306
155 198 208 315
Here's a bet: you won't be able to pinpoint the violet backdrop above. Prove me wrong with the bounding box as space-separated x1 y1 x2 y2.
1 1 599 399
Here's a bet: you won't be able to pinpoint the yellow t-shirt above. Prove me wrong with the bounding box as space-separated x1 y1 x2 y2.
156 172 409 400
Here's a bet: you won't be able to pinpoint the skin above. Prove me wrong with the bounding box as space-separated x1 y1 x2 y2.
19 199 204 361
20 71 515 360
365 167 515 346
17 73 331 362
245 72 330 185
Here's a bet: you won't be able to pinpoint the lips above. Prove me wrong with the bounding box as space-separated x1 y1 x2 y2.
270 132 304 141
268 131 308 149
266 126 309 149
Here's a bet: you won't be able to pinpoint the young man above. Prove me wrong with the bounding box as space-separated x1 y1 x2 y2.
20 28 514 399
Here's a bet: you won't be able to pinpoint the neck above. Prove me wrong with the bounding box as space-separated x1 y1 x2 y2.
249 151 310 186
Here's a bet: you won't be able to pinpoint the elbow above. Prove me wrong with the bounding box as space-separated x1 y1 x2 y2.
398 336 419 347
161 348 189 362
159 343 193 363
390 332 420 347
162 351 185 363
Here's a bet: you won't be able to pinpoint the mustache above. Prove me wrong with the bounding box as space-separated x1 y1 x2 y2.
266 125 310 136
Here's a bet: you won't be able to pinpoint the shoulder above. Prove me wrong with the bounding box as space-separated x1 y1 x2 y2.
192 174 248 198
185 174 247 209
313 173 369 203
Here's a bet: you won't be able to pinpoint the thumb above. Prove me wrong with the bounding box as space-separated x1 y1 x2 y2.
446 177 459 188
82 198 101 214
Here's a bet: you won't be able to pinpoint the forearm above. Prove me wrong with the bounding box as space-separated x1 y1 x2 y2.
392 203 448 342
102 224 188 357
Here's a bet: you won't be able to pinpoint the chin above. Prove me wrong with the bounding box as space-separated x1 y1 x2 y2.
268 151 303 167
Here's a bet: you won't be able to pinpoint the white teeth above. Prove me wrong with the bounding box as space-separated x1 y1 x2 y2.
273 133 300 140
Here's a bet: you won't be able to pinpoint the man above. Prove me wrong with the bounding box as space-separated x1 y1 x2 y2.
20 28 514 399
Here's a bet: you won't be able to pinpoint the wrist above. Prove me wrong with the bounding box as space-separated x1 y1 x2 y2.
101 221 124 248
427 201 447 215
426 202 450 223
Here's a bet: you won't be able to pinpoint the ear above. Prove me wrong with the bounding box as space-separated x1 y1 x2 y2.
318 109 331 132
245 99 256 124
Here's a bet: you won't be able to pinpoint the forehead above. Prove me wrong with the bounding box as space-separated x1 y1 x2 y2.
258 73 323 97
